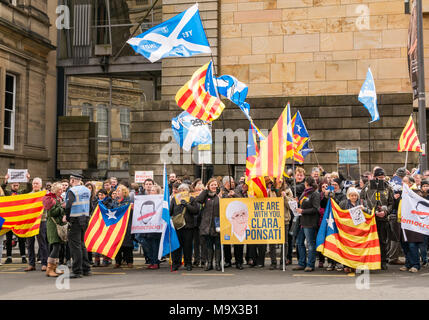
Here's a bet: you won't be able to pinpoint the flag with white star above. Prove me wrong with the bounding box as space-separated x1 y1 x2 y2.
316 199 381 270
84 202 132 259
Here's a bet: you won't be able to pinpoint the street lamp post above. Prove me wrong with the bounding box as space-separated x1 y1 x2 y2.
416 0 428 172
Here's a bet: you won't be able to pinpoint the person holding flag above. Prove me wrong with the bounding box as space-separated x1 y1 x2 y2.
158 164 181 270
113 185 134 269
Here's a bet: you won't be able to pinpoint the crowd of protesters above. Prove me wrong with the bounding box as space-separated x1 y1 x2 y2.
0 165 428 277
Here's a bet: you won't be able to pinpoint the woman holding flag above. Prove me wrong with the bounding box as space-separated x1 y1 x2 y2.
113 185 134 269
339 187 369 274
45 182 67 277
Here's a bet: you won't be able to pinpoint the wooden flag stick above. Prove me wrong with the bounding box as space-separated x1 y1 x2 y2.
405 150 409 170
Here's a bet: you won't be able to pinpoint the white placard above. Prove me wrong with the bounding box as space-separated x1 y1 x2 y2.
135 171 154 184
7 169 28 183
131 195 163 234
288 200 300 216
349 206 366 226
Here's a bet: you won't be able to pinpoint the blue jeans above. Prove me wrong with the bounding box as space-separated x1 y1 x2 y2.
297 227 317 269
401 241 421 270
136 234 161 265
418 236 428 264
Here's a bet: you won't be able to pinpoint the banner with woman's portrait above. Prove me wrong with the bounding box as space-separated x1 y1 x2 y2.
219 198 285 244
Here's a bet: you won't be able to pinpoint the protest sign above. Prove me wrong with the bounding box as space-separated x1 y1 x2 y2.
288 200 299 216
400 184 429 236
219 197 285 244
135 171 154 184
7 169 28 183
131 195 163 233
174 191 190 205
349 206 366 226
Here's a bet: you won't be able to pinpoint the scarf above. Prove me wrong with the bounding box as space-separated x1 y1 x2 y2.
302 187 314 199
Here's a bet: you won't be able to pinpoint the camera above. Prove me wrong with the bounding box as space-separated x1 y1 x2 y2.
370 178 387 191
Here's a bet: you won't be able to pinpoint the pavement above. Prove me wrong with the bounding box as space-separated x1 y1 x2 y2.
0 255 428 300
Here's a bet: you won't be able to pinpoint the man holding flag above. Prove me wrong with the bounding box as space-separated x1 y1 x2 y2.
158 164 180 270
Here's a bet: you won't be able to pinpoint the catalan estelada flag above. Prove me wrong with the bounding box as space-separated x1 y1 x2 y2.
84 202 132 259
0 191 46 237
246 124 268 198
175 61 225 122
291 111 309 163
398 114 422 152
248 103 293 179
316 199 381 270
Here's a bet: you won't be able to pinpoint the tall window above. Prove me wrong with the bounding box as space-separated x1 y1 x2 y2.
120 108 130 139
82 103 93 121
4 74 16 150
97 105 108 138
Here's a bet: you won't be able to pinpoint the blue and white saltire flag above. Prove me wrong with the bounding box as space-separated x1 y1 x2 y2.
171 111 212 151
158 164 180 260
204 66 265 140
358 67 379 123
127 4 211 63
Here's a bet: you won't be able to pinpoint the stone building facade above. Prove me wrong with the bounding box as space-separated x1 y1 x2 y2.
0 0 57 182
129 0 429 184
65 76 145 177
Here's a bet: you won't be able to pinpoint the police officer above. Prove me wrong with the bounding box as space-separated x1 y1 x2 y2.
360 167 394 270
63 174 91 278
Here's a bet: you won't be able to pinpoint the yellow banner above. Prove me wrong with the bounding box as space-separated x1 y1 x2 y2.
219 197 285 244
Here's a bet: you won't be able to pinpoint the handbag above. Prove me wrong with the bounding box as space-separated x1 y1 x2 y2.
172 207 186 230
51 217 68 242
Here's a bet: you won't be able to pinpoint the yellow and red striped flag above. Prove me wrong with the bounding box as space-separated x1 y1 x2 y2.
398 114 422 152
0 191 46 237
316 199 381 270
175 62 225 122
84 203 132 259
246 125 268 198
248 103 294 179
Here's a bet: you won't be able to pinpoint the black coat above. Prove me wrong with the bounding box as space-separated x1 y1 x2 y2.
193 189 220 237
170 196 199 229
298 189 320 228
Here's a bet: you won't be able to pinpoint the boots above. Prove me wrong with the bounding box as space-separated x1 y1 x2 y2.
46 258 58 277
215 247 221 271
55 259 63 275
204 248 214 271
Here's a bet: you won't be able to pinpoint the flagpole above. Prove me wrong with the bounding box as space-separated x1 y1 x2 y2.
210 53 233 187
416 0 428 172
308 139 320 167
368 121 371 172
113 0 160 61
405 150 409 170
